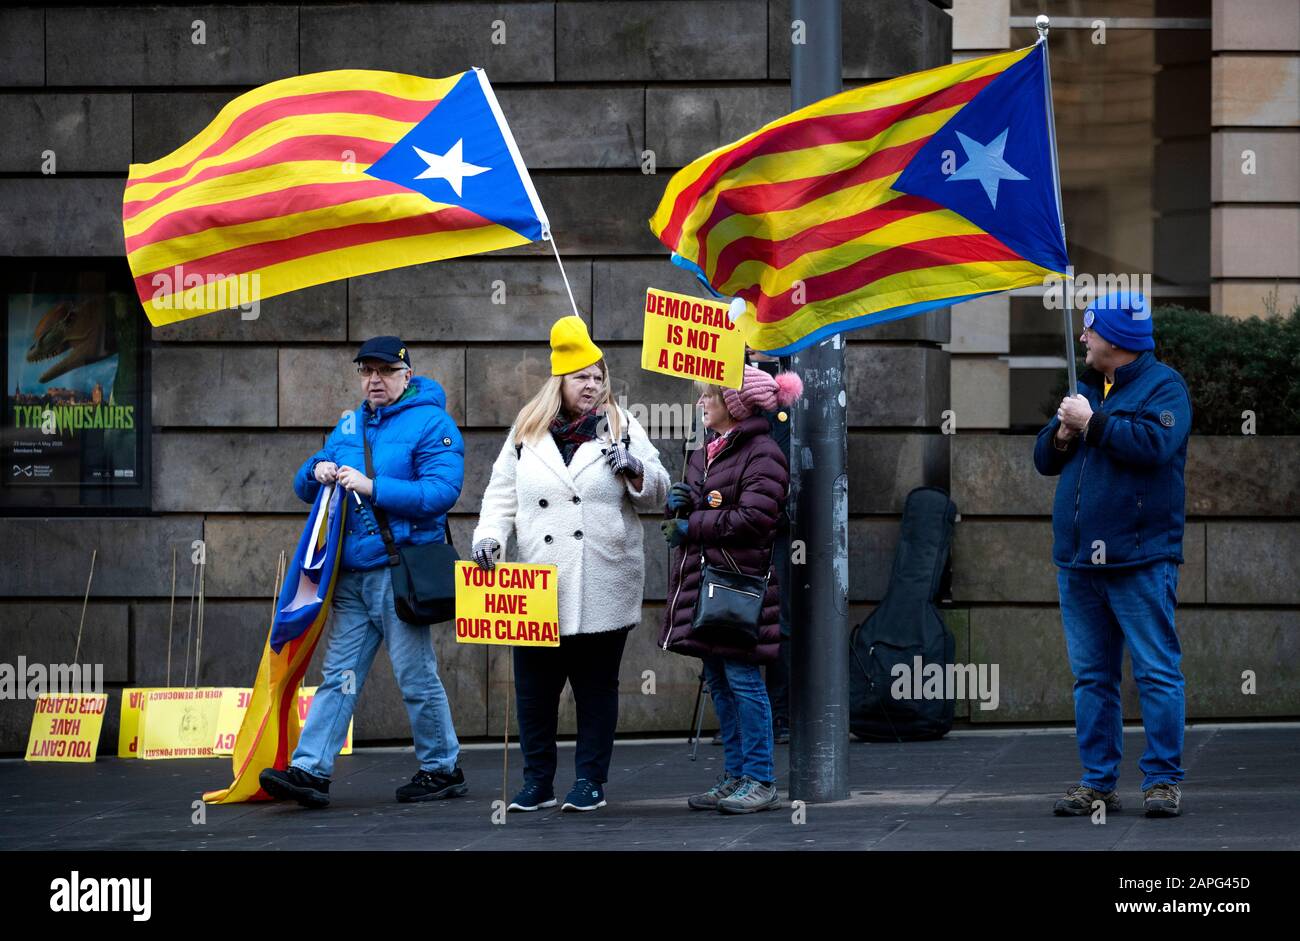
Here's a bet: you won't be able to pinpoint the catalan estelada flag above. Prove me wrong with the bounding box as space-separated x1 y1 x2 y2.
204 484 346 804
650 43 1071 354
125 68 548 326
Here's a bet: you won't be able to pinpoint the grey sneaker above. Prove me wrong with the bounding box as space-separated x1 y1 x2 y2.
1053 783 1121 816
687 774 742 811
717 776 781 815
1143 782 1182 817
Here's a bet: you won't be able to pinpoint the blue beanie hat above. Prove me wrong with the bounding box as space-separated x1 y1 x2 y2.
1083 290 1153 351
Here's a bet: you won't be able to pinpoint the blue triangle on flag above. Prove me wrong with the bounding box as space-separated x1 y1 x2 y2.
365 70 544 241
893 43 1069 274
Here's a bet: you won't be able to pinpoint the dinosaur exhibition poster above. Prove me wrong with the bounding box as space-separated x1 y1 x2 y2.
5 293 139 489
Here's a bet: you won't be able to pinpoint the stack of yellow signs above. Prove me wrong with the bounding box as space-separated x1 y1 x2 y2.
212 688 253 756
118 685 353 760
116 688 155 758
136 688 227 760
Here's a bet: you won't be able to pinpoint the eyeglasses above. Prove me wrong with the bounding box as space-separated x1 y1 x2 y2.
356 364 407 378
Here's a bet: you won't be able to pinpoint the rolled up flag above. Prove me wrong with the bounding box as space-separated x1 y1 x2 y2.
203 483 347 804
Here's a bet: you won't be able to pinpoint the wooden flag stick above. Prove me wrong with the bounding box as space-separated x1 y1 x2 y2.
194 555 206 686
72 549 97 666
166 547 177 686
503 653 511 809
543 225 581 319
269 550 285 622
183 558 197 687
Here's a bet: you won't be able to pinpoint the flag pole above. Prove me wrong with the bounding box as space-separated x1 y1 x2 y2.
1036 15 1078 396
542 225 582 319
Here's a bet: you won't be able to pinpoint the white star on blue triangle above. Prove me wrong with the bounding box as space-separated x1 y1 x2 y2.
944 128 1028 209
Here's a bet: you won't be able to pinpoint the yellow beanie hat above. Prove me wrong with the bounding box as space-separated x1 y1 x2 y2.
549 315 603 376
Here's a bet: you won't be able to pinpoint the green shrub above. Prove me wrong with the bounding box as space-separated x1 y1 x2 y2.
1044 304 1300 435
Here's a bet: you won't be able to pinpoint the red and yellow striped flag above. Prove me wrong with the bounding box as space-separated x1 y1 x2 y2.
650 45 1070 354
124 69 540 326
203 484 346 804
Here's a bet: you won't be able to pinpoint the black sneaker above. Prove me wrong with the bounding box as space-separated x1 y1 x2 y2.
508 781 558 812
396 766 467 803
259 765 330 809
1053 783 1121 816
561 779 606 812
1143 782 1182 817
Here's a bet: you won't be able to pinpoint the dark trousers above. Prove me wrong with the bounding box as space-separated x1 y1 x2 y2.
513 627 629 787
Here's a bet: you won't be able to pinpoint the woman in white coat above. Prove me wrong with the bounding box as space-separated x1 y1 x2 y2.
472 315 669 812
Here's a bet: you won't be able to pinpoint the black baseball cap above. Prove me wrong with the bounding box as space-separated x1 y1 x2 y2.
353 335 411 367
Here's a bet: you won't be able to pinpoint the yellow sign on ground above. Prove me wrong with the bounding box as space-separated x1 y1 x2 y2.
117 687 157 758
454 561 560 647
295 686 353 754
26 693 108 762
138 688 226 759
640 287 746 388
212 688 253 756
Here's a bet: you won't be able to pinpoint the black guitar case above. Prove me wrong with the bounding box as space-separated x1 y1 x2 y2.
849 486 957 742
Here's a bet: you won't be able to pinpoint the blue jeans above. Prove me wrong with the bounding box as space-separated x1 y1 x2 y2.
291 568 459 780
702 656 774 783
1058 560 1185 792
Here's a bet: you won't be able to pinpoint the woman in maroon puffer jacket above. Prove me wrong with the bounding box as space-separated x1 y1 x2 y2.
660 364 801 814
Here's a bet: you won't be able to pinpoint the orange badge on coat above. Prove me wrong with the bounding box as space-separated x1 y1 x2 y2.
706 489 723 508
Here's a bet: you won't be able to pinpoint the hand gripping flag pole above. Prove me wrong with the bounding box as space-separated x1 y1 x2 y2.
1037 15 1078 396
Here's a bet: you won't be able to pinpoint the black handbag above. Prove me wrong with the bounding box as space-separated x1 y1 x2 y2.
362 425 459 626
690 545 771 647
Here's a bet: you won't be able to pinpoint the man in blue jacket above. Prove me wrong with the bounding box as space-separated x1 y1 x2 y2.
1033 291 1191 819
260 336 467 808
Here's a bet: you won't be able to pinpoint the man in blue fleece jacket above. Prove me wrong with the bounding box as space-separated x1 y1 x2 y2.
260 336 467 809
1034 291 1192 819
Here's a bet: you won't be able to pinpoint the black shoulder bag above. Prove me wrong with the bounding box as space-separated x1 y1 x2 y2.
362 426 460 625
690 544 772 648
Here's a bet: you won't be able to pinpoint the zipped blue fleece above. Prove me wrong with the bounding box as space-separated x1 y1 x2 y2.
1033 351 1191 570
293 375 465 572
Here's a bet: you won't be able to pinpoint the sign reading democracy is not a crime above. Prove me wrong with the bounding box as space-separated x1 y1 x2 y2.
455 561 559 646
641 287 746 389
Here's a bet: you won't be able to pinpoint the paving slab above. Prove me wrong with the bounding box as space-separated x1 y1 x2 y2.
1 725 1297 851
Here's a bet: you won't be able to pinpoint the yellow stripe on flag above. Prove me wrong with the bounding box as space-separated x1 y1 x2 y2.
132 70 459 180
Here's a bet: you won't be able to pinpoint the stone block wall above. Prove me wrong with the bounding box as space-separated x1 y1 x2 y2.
0 1 955 752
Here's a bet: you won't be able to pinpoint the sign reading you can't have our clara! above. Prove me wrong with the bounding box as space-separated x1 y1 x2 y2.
641 287 746 389
455 561 560 646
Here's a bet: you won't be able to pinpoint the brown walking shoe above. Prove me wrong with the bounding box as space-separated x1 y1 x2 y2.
1053 783 1121 816
1143 782 1182 817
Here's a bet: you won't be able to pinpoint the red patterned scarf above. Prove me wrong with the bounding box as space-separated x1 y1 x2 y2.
550 406 605 465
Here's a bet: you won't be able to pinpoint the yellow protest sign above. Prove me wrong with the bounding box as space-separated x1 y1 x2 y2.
212 688 253 756
295 686 353 754
454 561 560 646
116 687 157 758
26 693 108 762
138 688 226 760
640 287 746 388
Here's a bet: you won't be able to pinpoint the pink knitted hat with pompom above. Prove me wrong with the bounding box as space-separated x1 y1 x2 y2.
722 365 804 419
